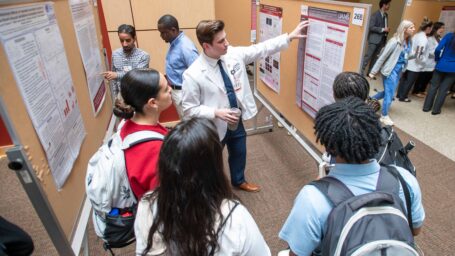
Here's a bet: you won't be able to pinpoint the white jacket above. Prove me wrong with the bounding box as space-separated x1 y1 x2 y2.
134 196 271 256
406 31 429 72
423 36 438 72
182 34 290 139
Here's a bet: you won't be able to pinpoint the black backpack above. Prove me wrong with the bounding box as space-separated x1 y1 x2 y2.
376 126 416 176
310 166 420 256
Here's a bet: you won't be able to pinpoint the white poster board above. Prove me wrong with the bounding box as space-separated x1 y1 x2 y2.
296 5 350 118
0 2 86 189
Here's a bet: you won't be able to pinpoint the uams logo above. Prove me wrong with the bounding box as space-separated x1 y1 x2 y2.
338 13 350 22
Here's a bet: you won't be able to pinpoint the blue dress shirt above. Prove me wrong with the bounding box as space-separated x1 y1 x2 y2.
279 160 425 256
165 32 199 86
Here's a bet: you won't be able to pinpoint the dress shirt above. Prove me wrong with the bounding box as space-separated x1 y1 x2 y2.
165 32 199 87
111 47 150 96
380 10 388 32
279 159 425 256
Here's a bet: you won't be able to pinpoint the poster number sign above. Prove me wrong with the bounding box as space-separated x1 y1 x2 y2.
352 8 364 26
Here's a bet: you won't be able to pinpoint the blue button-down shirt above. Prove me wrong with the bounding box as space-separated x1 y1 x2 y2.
279 160 425 256
165 32 199 87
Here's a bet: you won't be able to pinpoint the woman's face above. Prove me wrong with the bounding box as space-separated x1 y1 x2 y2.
155 73 173 112
424 26 432 35
405 25 416 37
437 26 445 36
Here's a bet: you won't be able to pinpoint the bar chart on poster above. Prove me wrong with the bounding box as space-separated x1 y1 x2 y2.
0 1 112 254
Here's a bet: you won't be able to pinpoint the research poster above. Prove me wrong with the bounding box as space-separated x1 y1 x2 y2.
258 4 282 93
297 5 350 118
0 3 86 189
439 6 455 36
251 0 258 42
69 0 106 116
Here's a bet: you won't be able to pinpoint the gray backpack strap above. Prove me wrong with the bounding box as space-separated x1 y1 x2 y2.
121 131 164 150
381 166 414 231
375 167 400 194
310 177 355 206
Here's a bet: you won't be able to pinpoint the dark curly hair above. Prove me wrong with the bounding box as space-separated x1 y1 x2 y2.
333 72 370 101
315 96 382 163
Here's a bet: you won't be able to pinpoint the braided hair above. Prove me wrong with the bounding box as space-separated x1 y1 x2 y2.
314 96 382 163
333 72 370 101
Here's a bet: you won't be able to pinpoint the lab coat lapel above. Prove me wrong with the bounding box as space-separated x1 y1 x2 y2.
201 57 226 93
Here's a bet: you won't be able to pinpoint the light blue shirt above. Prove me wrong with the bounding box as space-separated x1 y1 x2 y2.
279 160 425 256
165 32 199 86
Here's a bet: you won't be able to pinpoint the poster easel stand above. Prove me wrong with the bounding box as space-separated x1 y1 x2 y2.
252 89 323 164
1 98 76 256
246 62 274 136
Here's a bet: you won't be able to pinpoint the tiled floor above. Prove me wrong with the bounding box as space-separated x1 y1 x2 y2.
369 77 455 161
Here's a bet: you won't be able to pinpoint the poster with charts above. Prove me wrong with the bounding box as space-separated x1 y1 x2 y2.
258 4 282 93
69 0 106 116
0 2 86 189
296 5 349 118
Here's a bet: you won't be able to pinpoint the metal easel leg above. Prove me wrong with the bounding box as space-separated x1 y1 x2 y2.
83 229 89 256
245 60 273 136
245 101 274 136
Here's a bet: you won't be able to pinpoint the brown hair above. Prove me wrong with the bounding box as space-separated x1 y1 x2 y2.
419 17 433 31
196 20 225 46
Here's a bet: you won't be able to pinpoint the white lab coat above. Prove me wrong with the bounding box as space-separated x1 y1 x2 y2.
182 34 290 139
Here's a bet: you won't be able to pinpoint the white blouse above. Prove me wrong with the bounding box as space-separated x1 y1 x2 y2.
407 31 429 72
134 196 271 256
423 36 439 71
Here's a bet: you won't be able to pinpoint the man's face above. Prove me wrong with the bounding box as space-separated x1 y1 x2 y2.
158 24 179 43
204 30 229 59
384 3 390 11
118 33 135 53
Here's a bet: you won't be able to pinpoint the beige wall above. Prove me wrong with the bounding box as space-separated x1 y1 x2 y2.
358 0 406 37
402 0 455 28
215 0 252 46
102 0 214 73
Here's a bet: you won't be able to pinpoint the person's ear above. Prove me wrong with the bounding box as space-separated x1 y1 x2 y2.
147 98 157 108
202 42 210 51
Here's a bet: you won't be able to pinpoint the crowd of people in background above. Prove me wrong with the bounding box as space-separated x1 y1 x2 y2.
362 0 454 124
95 0 455 252
1 0 453 253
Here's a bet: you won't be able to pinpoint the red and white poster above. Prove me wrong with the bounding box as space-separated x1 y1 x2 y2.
258 4 283 93
440 6 455 36
251 0 258 42
296 5 350 118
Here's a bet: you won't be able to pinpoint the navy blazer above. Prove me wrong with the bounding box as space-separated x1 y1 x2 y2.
368 10 387 44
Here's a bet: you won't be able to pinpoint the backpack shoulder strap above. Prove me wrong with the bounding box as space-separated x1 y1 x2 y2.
380 166 414 231
377 126 394 164
121 130 165 150
310 176 355 206
215 200 240 237
376 167 400 194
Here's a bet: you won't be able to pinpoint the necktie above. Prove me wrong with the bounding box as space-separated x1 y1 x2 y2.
218 60 238 108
